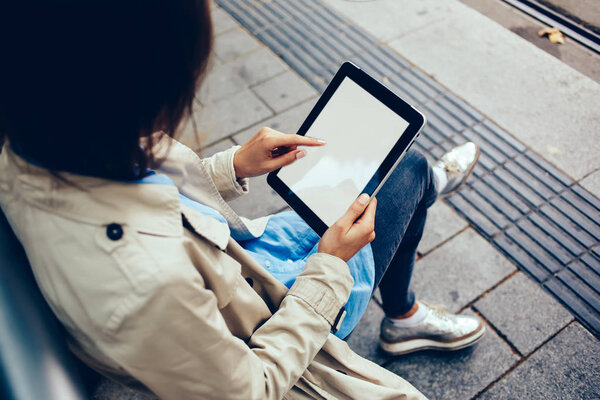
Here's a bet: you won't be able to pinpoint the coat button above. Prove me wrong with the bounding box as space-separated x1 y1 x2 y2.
264 260 271 267
106 223 123 241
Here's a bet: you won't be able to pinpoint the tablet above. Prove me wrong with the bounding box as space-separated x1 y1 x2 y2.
267 62 426 236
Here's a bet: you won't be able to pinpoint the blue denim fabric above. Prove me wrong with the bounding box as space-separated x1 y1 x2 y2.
370 149 438 317
238 211 374 339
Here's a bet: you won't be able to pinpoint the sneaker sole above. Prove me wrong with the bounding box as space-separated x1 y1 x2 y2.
439 144 481 199
379 324 486 356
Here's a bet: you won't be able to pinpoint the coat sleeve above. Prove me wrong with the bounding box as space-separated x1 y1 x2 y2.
153 134 249 201
200 145 249 201
95 252 353 400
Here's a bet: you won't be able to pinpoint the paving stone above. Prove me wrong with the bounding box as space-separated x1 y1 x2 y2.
474 272 573 356
322 0 452 42
93 378 153 400
538 203 597 249
550 196 600 241
181 90 272 146
346 299 392 366
492 234 550 283
519 151 573 191
175 102 206 151
544 274 600 337
470 180 525 223
198 138 236 158
411 229 516 313
227 174 287 219
199 48 289 103
233 97 318 145
446 192 500 239
580 169 600 199
252 71 318 113
514 219 574 266
211 7 238 36
372 287 383 305
210 55 222 67
526 212 587 258
213 26 261 62
384 0 600 180
479 323 600 400
417 201 468 255
386 309 519 400
197 64 248 104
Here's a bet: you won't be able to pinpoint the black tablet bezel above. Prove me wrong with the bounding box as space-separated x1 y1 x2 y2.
267 62 426 236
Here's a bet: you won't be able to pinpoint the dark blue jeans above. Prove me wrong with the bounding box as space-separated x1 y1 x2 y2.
371 149 438 317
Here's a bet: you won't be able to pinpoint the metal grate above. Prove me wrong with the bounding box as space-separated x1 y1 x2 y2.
216 0 600 337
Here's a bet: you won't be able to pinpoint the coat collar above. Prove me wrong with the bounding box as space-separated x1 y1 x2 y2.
2 145 186 237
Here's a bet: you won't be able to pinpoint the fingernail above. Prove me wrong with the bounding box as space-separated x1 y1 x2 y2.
358 193 369 204
316 138 326 144
296 150 306 159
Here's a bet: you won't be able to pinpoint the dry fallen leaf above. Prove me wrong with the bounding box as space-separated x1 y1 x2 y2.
538 27 565 44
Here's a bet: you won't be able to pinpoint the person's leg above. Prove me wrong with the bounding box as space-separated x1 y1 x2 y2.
370 149 437 317
371 144 486 355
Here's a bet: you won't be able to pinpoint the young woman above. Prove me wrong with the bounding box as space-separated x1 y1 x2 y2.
0 1 483 399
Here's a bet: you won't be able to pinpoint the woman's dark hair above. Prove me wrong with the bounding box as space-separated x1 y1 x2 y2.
0 0 212 179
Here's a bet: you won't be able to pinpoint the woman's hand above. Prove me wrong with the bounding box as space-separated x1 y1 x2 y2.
233 127 325 178
318 194 377 262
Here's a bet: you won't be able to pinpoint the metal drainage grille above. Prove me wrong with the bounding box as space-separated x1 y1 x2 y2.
216 0 600 337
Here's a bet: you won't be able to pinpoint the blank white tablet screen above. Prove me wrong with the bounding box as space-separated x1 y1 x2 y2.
278 77 410 227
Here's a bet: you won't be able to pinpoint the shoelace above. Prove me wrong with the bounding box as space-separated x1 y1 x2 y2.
422 302 453 322
444 160 461 174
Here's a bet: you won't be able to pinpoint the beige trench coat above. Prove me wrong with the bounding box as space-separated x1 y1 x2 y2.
0 137 426 400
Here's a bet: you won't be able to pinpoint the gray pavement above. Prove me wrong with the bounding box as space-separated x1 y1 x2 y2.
541 0 600 32
323 0 600 187
460 0 600 83
94 1 600 399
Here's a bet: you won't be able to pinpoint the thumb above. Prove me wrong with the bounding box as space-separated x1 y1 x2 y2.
337 193 370 229
269 149 306 169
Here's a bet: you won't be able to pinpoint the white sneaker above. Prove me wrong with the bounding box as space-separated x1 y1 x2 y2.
380 303 485 355
434 142 480 197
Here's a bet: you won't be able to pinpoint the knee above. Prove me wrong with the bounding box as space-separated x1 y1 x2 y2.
401 149 435 201
375 148 436 212
403 149 431 182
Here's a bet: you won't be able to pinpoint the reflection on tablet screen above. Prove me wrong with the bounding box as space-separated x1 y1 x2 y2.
278 77 410 226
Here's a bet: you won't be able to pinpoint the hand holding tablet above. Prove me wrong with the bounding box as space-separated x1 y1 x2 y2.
267 62 427 236
318 193 377 262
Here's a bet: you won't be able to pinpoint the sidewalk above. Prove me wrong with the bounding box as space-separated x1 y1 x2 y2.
93 1 599 399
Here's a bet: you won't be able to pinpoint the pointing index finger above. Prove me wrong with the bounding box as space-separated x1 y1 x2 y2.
278 134 326 148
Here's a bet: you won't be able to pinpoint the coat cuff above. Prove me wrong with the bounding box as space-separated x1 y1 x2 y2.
201 145 249 201
287 253 353 327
